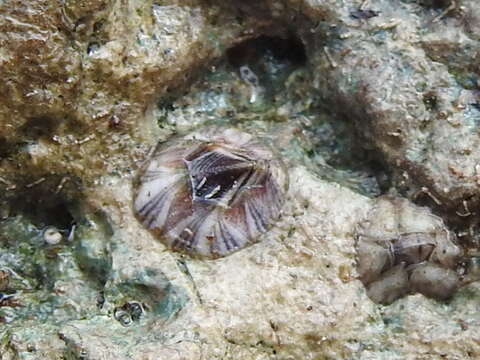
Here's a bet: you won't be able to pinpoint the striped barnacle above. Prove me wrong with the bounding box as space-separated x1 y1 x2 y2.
133 127 288 258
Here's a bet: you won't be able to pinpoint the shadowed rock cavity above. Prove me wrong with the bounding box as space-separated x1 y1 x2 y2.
3 181 85 243
226 34 307 69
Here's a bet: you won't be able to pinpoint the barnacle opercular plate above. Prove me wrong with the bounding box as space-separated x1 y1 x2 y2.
133 127 288 258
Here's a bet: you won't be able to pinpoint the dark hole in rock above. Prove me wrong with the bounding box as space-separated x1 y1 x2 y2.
368 159 392 193
93 19 105 33
0 178 88 300
420 0 451 9
423 91 438 111
350 9 380 20
0 138 19 159
0 138 8 158
156 33 308 121
157 94 176 112
8 186 76 231
20 116 61 140
226 34 307 68
224 34 307 107
87 42 101 55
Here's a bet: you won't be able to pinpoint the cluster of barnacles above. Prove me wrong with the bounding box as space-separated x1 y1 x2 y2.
355 196 466 304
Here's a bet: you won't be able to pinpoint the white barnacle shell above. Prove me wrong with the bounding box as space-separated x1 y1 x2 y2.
133 127 288 259
43 226 63 245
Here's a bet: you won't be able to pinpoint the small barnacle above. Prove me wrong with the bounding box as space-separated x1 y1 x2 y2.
114 307 132 326
113 301 146 326
133 127 288 259
355 196 463 304
43 226 63 245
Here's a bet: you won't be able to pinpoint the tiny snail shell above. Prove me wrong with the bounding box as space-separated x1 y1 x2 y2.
43 227 63 245
133 127 288 259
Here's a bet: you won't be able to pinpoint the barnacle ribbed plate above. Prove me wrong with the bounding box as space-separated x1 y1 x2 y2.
133 127 288 258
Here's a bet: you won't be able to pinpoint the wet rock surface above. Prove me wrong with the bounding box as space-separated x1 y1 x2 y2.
1 0 480 359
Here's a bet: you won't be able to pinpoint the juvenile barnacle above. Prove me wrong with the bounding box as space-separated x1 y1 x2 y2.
355 196 463 304
133 127 288 259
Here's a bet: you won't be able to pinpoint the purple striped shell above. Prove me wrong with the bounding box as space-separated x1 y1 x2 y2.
133 127 288 258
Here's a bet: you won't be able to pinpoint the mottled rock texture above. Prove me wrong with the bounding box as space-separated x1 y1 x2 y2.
0 0 272 188
1 0 480 359
302 0 480 226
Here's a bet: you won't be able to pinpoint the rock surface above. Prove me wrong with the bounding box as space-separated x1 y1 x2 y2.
304 0 480 228
1 0 480 359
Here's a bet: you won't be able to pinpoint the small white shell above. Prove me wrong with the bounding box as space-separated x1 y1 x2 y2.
43 227 63 245
133 127 288 258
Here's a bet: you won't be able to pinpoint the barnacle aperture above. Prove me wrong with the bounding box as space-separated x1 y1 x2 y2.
133 127 288 258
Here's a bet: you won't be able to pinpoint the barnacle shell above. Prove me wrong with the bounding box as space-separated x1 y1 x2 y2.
133 127 288 258
355 196 462 304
